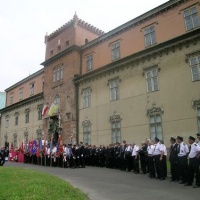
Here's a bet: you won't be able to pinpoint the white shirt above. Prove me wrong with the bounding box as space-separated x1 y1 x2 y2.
52 147 57 154
189 142 200 158
63 147 69 156
131 145 139 156
178 142 189 157
147 145 155 156
125 145 132 152
47 148 50 155
153 142 164 156
197 140 200 146
162 144 167 156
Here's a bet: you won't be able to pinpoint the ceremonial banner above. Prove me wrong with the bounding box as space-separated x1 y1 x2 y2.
48 102 58 116
32 140 37 155
42 104 49 116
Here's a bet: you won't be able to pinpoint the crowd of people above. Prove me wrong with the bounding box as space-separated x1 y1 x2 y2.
1 133 200 188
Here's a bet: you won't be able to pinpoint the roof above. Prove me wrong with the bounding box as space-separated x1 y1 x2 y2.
46 13 105 42
5 68 44 92
82 0 186 50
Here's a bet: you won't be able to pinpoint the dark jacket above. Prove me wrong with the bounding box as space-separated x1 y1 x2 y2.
169 143 178 164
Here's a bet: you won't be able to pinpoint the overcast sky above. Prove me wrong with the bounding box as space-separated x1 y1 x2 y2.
0 0 168 92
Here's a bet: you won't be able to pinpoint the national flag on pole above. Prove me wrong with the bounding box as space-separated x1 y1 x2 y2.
28 140 33 154
32 140 37 155
42 104 49 116
48 102 58 116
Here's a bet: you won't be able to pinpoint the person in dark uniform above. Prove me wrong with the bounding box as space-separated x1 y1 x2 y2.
114 143 120 169
71 144 77 168
185 136 200 188
99 145 105 167
79 142 85 168
176 136 189 184
0 147 5 166
75 145 80 168
139 141 148 174
169 137 179 182
120 143 126 171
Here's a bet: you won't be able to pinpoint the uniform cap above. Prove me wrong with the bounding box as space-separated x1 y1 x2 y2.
196 132 200 137
170 137 176 141
188 136 195 141
177 136 183 141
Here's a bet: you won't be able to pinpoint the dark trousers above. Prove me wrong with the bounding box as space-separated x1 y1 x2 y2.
0 157 5 166
120 157 126 171
178 156 188 183
148 156 155 178
154 155 165 179
132 156 139 173
140 159 147 174
163 155 167 177
188 157 200 185
80 156 85 168
170 162 179 181
46 156 50 166
125 155 132 171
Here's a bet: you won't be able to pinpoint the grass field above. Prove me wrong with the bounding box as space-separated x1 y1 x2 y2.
0 167 89 200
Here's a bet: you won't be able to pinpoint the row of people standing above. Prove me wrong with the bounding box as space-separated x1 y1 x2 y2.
169 134 200 188
22 132 200 188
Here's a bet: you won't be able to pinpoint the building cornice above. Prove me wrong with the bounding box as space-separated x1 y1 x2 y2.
0 92 44 114
5 68 44 92
41 45 81 67
82 0 190 50
74 28 200 84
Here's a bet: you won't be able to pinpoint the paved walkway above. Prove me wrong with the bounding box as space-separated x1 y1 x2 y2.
5 162 199 200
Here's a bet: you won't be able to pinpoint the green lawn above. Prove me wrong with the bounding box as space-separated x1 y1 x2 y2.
0 167 89 200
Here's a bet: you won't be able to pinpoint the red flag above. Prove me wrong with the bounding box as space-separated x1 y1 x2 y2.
36 140 40 157
42 104 49 116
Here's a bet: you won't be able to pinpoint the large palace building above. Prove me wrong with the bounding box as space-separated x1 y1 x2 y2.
0 0 200 147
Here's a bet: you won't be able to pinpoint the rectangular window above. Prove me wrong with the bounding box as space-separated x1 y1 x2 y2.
15 116 18 126
53 69 57 82
50 50 53 56
57 66 60 81
19 88 23 100
13 134 17 148
83 88 91 108
184 7 199 31
30 83 34 95
86 54 93 71
83 125 91 145
60 65 64 80
145 68 159 92
197 107 200 130
144 25 156 47
111 121 121 143
111 42 120 61
149 114 163 140
189 56 200 81
38 106 42 120
10 95 13 105
25 110 30 123
5 119 9 128
109 78 119 101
